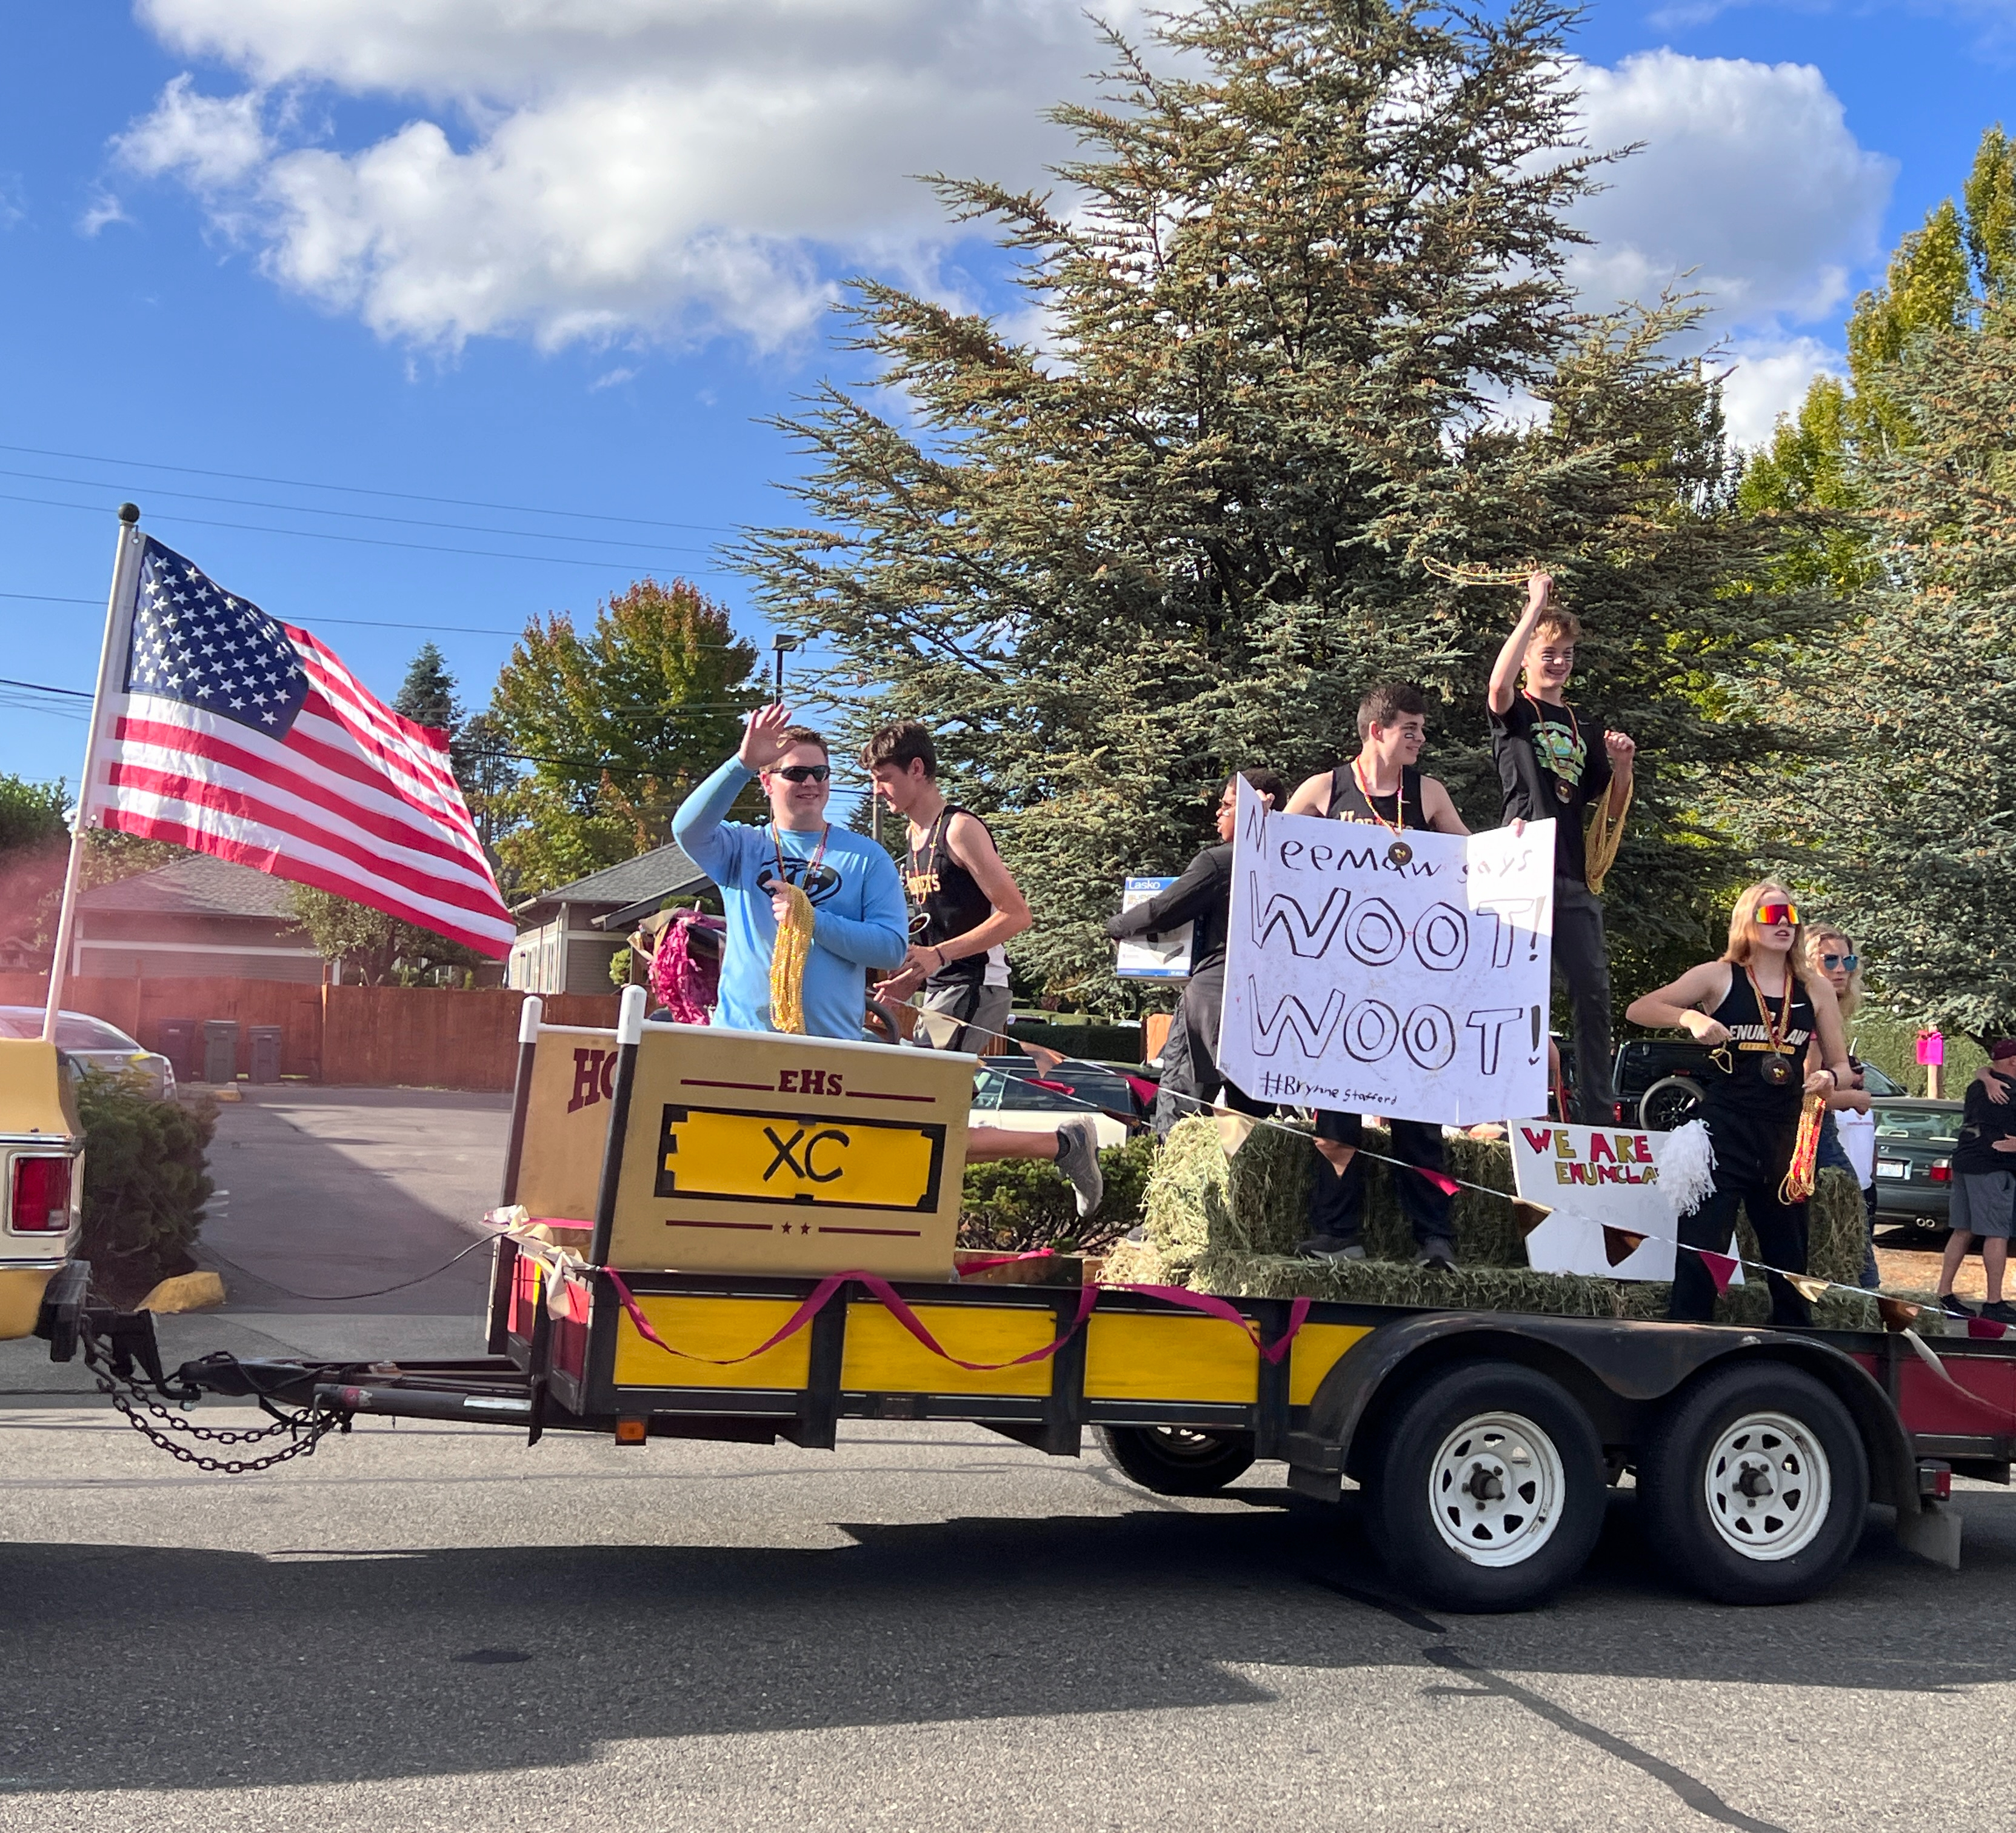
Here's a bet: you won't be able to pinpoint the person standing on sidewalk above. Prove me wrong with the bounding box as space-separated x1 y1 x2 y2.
1487 572 1635 1125
859 719 1104 1219
1937 1041 2016 1324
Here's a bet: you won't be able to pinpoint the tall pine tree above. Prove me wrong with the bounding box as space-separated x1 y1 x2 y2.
741 0 1823 1011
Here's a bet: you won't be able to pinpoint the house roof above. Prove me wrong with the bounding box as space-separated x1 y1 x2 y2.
79 853 301 920
512 841 712 926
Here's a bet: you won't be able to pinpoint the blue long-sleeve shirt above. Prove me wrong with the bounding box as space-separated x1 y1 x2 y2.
671 757 909 1039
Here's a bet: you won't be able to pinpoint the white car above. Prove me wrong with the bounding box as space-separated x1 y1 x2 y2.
0 1007 177 1101
969 1056 1133 1150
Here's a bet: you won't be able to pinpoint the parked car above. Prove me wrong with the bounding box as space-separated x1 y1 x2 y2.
971 1056 1137 1149
0 1007 176 1100
1610 1036 1904 1132
1868 1099 1962 1235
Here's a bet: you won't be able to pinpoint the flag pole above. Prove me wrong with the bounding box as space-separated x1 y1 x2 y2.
42 503 144 1042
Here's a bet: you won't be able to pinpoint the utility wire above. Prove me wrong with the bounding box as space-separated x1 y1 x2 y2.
0 464 724 555
0 489 735 574
0 439 740 535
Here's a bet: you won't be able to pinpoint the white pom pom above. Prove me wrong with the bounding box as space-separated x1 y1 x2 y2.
1653 1118 1717 1217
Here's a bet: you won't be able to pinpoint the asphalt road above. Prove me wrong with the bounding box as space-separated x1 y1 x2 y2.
4 1091 2016 1830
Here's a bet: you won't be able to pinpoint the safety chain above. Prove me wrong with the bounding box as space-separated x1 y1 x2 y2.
83 1332 348 1477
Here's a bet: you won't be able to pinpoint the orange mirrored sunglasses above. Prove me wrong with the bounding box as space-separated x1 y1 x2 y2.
1754 901 1800 927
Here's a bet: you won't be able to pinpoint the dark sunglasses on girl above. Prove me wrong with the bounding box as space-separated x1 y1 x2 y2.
775 764 830 783
1754 901 1800 926
1821 952 1859 971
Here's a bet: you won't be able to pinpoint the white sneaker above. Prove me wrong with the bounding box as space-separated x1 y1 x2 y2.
1054 1119 1105 1219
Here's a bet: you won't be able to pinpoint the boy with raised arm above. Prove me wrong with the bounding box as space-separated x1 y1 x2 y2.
1487 571 1635 1124
860 719 1104 1218
672 704 909 1039
1284 683 1466 1269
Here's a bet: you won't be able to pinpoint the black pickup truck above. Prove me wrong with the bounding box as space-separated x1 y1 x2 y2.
1610 1038 1906 1132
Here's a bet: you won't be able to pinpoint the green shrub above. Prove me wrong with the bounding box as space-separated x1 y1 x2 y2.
959 1134 1155 1254
75 1070 216 1297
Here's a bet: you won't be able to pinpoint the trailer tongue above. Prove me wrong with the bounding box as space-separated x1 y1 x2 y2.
32 989 2005 1611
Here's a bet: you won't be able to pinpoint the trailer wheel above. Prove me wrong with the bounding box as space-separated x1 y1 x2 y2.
1638 1363 1868 1605
1366 1361 1606 1612
1096 1425 1256 1495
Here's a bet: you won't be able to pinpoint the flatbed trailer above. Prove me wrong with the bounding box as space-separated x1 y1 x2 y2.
27 991 2016 1613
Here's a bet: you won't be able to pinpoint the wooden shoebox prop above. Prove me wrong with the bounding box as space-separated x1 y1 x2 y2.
515 1018 973 1279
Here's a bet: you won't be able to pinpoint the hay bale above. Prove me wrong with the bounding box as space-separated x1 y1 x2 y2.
1098 1237 1178 1287
1143 1113 1524 1267
1193 1250 1628 1317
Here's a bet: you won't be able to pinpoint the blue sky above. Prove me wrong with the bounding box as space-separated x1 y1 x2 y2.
0 2 2006 793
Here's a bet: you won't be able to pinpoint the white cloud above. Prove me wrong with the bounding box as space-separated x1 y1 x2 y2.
119 0 1153 352
1717 335 1843 445
1569 50 1892 328
113 72 270 190
112 11 1892 412
77 187 132 237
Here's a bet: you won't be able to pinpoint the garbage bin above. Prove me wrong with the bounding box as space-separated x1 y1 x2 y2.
202 1020 239 1086
157 1017 199 1083
249 1024 283 1085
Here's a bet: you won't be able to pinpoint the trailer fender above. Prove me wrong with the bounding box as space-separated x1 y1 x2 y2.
1285 1314 1921 1530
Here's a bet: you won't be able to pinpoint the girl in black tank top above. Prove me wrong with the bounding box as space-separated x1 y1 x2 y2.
1622 885 1851 1327
1327 763 1424 826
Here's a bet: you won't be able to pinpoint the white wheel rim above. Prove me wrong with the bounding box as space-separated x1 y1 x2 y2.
1427 1412 1565 1568
1703 1410 1833 1562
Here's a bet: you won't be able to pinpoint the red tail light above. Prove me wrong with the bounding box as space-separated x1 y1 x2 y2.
1931 1160 1951 1184
10 1156 73 1232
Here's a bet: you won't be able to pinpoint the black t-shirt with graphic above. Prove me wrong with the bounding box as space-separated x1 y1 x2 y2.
1490 695 1612 886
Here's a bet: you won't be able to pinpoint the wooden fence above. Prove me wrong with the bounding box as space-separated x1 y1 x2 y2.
0 974 620 1090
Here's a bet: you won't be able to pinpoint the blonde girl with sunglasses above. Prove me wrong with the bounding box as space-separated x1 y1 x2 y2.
1803 924 1880 1289
1626 884 1855 1324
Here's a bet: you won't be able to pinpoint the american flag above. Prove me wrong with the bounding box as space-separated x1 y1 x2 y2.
82 537 514 957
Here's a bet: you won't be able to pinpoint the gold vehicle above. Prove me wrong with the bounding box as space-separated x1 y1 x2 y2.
0 1038 84 1338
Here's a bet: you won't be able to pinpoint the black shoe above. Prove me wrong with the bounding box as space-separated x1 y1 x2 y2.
1941 1293 1976 1320
1982 1300 2016 1326
1415 1239 1458 1272
1298 1235 1366 1263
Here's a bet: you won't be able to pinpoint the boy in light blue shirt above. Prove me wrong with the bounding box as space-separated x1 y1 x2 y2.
672 706 909 1038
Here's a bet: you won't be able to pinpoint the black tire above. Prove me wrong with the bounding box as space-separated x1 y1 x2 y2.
1096 1424 1257 1495
1638 1362 1869 1605
1364 1361 1607 1612
1640 1075 1704 1133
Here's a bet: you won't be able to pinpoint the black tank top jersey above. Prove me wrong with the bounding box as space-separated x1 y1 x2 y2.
1326 764 1424 827
904 806 993 987
1698 964 1816 1186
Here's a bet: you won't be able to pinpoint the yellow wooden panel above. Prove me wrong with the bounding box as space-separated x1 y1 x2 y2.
839 1303 1055 1398
612 1295 812 1391
1084 1312 1258 1404
659 1106 940 1210
1288 1323 1371 1406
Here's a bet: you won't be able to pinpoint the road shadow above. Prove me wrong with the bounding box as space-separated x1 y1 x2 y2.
5 1485 2014 1794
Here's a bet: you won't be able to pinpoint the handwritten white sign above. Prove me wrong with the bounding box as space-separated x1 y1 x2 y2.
1216 778 1553 1126
1510 1123 1677 1280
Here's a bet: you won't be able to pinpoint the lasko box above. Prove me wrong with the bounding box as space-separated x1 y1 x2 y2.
515 1021 974 1279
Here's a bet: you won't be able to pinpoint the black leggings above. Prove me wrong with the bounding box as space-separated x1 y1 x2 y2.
1670 1180 1811 1326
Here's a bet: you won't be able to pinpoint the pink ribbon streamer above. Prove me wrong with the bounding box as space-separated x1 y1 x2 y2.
601 1270 1310 1372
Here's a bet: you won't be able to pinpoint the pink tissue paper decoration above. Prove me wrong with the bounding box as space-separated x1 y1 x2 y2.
648 910 726 1024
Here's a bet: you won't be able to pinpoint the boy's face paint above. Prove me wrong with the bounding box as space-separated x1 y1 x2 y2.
1369 715 1426 766
1526 635 1575 695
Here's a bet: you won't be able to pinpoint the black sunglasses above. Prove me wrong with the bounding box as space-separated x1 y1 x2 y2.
1821 952 1859 971
775 764 830 783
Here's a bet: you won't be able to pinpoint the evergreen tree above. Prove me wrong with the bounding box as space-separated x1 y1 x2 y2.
741 0 1823 1012
1734 125 2016 1038
393 642 463 733
487 578 762 893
